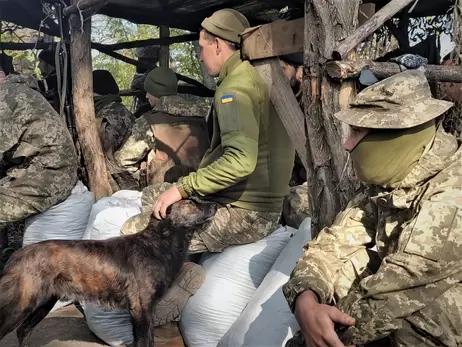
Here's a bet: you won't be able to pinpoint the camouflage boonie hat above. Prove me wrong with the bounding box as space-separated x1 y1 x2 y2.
334 70 454 129
136 45 160 60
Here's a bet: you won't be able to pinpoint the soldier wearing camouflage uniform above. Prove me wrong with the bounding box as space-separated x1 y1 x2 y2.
92 70 137 191
0 64 78 250
115 67 210 189
283 70 462 347
87 11 294 341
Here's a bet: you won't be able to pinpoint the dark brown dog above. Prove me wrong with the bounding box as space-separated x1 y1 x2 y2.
0 199 217 347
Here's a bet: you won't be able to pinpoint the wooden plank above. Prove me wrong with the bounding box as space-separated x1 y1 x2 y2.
241 18 304 61
326 60 462 83
69 3 112 200
333 0 415 59
252 58 307 169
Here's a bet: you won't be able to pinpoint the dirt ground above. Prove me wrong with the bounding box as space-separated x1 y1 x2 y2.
2 305 186 347
2 306 106 347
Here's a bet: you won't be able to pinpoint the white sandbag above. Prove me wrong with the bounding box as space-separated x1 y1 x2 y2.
23 181 94 246
81 191 142 346
23 181 95 312
218 217 312 347
179 226 293 347
83 190 142 240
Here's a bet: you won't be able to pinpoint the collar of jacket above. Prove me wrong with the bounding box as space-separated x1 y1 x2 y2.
217 51 242 86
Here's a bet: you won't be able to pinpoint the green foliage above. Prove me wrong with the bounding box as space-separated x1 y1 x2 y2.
0 22 40 75
91 16 203 108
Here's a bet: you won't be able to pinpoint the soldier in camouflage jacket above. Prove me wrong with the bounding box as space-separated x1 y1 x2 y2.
0 71 78 248
283 70 462 347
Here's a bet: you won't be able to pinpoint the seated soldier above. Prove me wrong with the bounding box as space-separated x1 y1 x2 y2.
0 60 78 257
115 67 210 189
283 70 461 347
92 69 137 191
37 49 61 112
87 10 294 345
131 45 160 117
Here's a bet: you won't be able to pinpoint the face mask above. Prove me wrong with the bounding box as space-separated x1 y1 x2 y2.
350 120 436 188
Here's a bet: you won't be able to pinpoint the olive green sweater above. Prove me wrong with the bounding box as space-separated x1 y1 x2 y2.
180 52 295 212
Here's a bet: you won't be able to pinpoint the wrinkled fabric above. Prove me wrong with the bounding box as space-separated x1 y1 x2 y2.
0 76 78 230
114 95 209 187
120 182 281 254
95 100 137 191
283 127 462 346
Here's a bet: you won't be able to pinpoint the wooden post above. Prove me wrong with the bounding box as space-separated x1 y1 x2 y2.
159 26 170 67
69 1 112 199
326 60 462 83
252 58 308 169
333 0 415 59
303 0 362 236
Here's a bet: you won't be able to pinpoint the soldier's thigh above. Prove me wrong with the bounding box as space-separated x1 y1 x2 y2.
392 284 462 347
194 205 280 253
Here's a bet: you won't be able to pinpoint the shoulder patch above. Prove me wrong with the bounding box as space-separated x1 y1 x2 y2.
221 94 234 104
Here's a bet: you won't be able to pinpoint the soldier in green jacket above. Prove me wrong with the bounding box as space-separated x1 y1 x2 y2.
283 70 462 347
121 8 295 327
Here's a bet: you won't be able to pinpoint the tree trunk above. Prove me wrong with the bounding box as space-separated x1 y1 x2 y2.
69 6 112 199
304 0 362 236
159 25 170 68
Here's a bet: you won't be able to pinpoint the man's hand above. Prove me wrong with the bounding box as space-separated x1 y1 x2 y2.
294 290 356 347
152 186 182 220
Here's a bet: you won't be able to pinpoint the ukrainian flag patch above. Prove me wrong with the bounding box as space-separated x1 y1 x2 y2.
221 94 234 104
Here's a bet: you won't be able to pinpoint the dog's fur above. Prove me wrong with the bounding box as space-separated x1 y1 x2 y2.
0 200 217 347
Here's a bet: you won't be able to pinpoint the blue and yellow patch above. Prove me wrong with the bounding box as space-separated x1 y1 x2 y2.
221 94 234 104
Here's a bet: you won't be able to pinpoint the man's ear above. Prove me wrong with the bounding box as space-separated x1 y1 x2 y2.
0 71 6 84
215 37 221 54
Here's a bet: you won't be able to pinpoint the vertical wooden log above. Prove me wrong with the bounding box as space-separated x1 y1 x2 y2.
69 4 112 199
159 25 170 67
303 0 361 236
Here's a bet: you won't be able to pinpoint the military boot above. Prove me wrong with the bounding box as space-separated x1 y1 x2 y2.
153 262 205 326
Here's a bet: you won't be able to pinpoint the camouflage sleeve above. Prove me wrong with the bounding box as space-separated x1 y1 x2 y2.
114 116 155 173
180 89 259 197
337 195 462 346
282 188 377 311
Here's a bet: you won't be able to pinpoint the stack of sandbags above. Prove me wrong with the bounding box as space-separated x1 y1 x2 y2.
179 225 295 347
218 217 312 347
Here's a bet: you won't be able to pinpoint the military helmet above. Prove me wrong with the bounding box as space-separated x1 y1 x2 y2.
135 45 160 60
334 70 453 129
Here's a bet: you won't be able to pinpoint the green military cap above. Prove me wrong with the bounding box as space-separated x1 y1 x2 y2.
201 8 250 44
334 70 453 129
144 67 178 98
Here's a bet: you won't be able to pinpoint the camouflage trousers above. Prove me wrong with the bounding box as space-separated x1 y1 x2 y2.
282 182 310 229
286 283 462 347
121 183 282 254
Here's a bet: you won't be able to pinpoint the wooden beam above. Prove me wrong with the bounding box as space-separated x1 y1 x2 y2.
333 0 415 59
64 0 108 16
159 26 170 67
104 34 198 51
241 18 304 61
69 2 112 200
326 60 462 83
252 58 308 169
0 42 58 50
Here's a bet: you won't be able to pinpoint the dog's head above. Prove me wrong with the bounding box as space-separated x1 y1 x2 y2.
166 200 218 230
